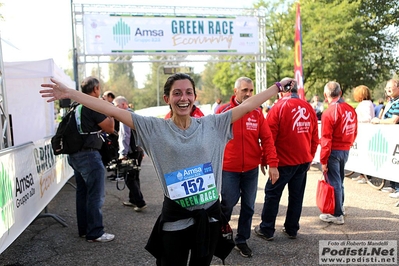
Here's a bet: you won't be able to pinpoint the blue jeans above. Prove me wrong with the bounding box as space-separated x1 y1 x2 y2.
389 181 399 192
259 163 309 238
326 150 348 217
68 150 105 240
220 167 258 244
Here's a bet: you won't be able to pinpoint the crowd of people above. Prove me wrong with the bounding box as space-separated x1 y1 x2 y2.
40 75 398 265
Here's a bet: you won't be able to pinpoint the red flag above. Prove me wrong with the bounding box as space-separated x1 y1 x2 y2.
294 3 305 100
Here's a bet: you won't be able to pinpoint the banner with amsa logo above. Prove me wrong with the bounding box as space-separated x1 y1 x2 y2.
83 14 259 54
0 138 73 254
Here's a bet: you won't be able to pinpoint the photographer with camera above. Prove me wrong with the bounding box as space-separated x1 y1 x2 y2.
255 80 319 240
114 96 147 212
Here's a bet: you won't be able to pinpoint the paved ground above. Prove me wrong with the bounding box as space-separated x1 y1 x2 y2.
1 156 398 266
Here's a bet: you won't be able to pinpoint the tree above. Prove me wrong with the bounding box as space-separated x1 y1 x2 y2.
108 56 135 85
103 56 137 106
252 0 399 99
132 56 195 110
199 1 291 103
255 1 294 85
301 0 398 95
211 56 256 98
199 61 224 104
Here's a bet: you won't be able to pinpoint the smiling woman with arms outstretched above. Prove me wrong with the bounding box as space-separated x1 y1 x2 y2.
41 73 294 266
40 76 294 130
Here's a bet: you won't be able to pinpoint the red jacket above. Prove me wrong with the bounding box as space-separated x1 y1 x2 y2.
320 98 358 164
266 94 319 166
164 105 204 119
217 95 278 172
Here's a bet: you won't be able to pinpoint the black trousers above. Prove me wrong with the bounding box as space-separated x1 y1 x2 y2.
124 150 145 206
157 221 220 266
125 168 146 207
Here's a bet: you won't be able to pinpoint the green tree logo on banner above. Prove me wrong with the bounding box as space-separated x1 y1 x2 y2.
113 18 131 48
368 130 388 171
0 163 14 234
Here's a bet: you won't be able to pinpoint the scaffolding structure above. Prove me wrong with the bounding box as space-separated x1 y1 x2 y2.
0 35 12 149
71 3 267 94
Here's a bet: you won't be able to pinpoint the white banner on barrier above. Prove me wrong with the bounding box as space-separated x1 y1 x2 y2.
0 138 73 254
344 124 399 182
83 14 259 54
314 124 399 183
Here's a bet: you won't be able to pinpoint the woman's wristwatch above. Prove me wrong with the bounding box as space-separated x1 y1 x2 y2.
275 81 292 93
275 82 284 92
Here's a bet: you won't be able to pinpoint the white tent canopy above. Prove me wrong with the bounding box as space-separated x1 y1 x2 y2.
3 58 75 146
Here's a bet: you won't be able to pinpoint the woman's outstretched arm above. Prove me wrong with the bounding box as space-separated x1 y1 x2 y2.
231 78 295 123
40 78 135 129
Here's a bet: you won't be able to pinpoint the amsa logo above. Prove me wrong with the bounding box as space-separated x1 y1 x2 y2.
391 144 399 165
368 130 389 171
134 28 164 37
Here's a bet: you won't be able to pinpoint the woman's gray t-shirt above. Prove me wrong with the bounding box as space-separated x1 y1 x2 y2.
131 111 233 230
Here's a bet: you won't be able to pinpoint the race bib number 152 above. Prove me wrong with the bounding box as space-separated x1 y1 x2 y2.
164 162 218 208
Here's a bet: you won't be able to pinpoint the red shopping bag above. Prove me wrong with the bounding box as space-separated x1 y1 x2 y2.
316 173 335 214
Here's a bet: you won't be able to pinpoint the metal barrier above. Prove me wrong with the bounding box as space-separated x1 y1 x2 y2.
0 136 73 254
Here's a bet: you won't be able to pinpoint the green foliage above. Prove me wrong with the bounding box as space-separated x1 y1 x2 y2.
199 61 226 104
205 0 399 102
211 56 256 99
101 56 138 107
131 56 194 109
263 2 296 84
108 56 135 84
268 0 399 99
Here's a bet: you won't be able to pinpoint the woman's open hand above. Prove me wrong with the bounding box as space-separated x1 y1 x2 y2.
40 78 70 102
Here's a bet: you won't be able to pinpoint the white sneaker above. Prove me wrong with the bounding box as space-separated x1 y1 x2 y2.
123 201 136 207
381 187 395 193
87 232 115 243
319 214 344 225
357 178 367 184
134 204 147 212
389 192 399 198
351 176 363 181
342 206 346 216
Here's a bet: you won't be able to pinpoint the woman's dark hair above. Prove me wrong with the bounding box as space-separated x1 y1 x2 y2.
163 73 196 96
81 76 99 94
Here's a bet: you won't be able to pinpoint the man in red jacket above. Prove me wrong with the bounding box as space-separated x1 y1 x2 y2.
217 77 279 258
254 83 319 240
319 81 357 225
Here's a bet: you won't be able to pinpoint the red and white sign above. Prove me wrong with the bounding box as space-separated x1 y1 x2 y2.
294 4 305 100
